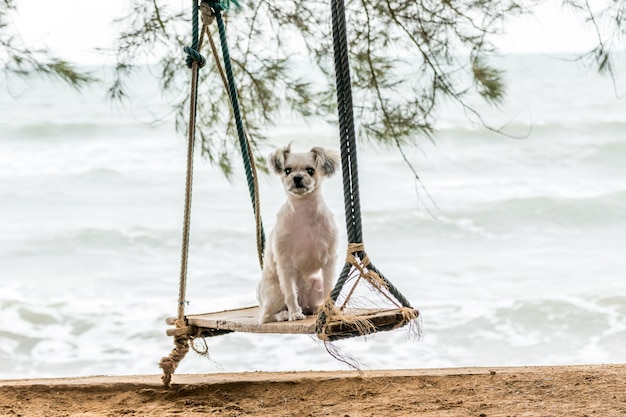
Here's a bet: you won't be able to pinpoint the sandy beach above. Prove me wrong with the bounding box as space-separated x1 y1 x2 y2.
1 364 624 416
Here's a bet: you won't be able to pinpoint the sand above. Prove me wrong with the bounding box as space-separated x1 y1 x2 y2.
1 365 624 416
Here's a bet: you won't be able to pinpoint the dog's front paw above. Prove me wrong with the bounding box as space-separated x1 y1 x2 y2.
289 312 306 321
274 310 290 322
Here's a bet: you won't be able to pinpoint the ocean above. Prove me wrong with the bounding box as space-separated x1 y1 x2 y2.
1 54 625 379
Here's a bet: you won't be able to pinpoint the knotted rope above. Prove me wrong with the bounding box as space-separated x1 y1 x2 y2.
183 0 206 69
159 0 207 387
316 243 418 341
160 0 266 386
315 0 416 339
160 334 191 387
339 243 398 310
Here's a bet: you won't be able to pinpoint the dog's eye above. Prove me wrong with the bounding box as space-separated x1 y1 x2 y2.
306 168 315 176
284 168 292 175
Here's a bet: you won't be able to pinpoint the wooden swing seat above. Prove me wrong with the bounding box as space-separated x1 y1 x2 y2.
166 306 418 341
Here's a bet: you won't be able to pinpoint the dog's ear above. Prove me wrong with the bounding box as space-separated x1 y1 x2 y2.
310 147 340 177
269 145 292 175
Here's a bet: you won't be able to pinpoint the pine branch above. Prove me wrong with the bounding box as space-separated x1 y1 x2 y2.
1 2 96 89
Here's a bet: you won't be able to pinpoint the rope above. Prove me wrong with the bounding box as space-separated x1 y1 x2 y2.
339 243 400 310
342 243 412 308
249 147 265 268
177 0 207 324
159 334 190 387
328 0 365 300
160 0 206 387
183 0 206 69
201 4 227 93
200 3 264 266
200 2 265 269
209 0 265 268
161 0 265 385
316 0 415 336
331 0 363 246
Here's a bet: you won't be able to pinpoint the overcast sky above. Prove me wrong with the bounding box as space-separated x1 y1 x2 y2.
11 0 601 65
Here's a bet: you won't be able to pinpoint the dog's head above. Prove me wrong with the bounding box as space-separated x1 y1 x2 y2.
269 144 340 197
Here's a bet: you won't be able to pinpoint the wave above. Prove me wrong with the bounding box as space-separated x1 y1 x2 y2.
3 290 625 378
469 191 626 228
362 189 626 240
436 119 626 141
423 191 626 239
422 295 626 366
397 120 626 173
4 120 168 140
583 139 626 163
5 227 180 260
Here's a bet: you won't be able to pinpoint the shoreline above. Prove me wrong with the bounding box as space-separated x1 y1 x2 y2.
1 364 624 416
0 363 620 386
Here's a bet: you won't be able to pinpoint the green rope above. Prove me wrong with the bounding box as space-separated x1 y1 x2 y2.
214 0 241 11
208 0 266 264
183 0 206 68
315 0 415 337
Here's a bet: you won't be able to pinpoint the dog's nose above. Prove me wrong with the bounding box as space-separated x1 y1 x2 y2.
294 175 304 187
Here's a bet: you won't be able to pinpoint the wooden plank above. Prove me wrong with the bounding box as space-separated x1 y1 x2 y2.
165 326 197 337
172 306 417 338
185 306 316 335
320 308 418 341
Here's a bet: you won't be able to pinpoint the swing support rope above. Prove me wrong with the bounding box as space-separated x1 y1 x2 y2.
199 1 265 269
315 0 416 338
159 0 265 387
211 2 266 269
159 0 205 388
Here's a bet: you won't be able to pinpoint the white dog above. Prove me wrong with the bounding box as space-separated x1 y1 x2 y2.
257 144 340 323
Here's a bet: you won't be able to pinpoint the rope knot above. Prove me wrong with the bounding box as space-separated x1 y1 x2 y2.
200 1 216 25
184 46 206 69
207 0 241 13
346 243 389 295
208 0 223 13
